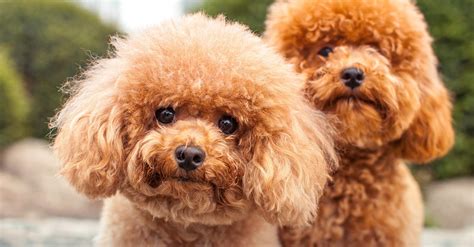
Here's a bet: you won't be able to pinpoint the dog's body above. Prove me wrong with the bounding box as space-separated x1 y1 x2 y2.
52 14 337 246
265 0 454 246
279 150 423 246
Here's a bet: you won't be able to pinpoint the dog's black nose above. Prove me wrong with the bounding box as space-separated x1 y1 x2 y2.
341 67 364 89
174 145 205 171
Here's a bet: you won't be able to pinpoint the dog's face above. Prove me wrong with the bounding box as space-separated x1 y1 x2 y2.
52 15 337 226
122 75 255 225
302 45 419 148
265 0 454 161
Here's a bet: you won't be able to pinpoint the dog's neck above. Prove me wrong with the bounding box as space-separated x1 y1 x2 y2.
336 144 398 171
134 204 278 246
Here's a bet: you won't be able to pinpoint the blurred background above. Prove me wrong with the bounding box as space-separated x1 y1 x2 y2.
0 0 472 246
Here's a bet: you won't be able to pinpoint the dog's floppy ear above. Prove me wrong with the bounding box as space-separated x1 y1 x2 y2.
51 59 125 199
243 102 337 226
397 65 454 163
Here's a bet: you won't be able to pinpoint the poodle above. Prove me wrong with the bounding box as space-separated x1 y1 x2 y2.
51 14 338 246
264 0 454 246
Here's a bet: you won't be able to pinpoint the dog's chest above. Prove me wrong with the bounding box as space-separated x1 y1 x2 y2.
313 156 409 246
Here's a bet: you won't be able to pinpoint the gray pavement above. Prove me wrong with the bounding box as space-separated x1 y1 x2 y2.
0 218 473 247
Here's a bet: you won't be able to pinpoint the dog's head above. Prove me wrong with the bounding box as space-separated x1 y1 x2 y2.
265 0 454 162
51 14 337 226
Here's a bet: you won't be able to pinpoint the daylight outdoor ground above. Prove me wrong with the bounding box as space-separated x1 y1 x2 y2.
0 139 473 247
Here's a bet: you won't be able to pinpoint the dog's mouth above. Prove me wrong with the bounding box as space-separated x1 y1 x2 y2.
326 94 387 116
147 172 212 188
167 176 210 185
333 95 378 107
145 172 235 206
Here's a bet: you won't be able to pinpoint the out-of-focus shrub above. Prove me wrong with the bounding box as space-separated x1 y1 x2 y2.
417 0 474 179
0 0 118 138
194 0 474 180
188 0 273 34
0 49 29 147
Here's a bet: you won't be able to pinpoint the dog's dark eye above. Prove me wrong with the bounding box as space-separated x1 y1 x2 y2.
218 115 238 135
155 107 175 124
318 46 333 57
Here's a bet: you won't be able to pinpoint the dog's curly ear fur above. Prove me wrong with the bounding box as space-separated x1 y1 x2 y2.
244 103 337 226
51 59 125 199
397 64 454 163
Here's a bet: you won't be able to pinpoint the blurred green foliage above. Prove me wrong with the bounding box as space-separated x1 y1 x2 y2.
417 0 474 179
194 0 474 179
0 49 30 147
189 0 273 34
0 0 118 138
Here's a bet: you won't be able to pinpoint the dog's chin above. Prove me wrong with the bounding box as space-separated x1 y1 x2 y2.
123 176 250 226
143 185 250 225
144 197 250 226
154 178 215 198
324 97 389 148
327 94 386 114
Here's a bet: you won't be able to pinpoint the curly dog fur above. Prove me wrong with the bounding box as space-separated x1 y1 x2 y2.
51 14 338 246
265 0 454 246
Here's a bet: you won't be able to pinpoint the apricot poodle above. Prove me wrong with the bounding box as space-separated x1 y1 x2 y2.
51 14 338 246
265 0 454 246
